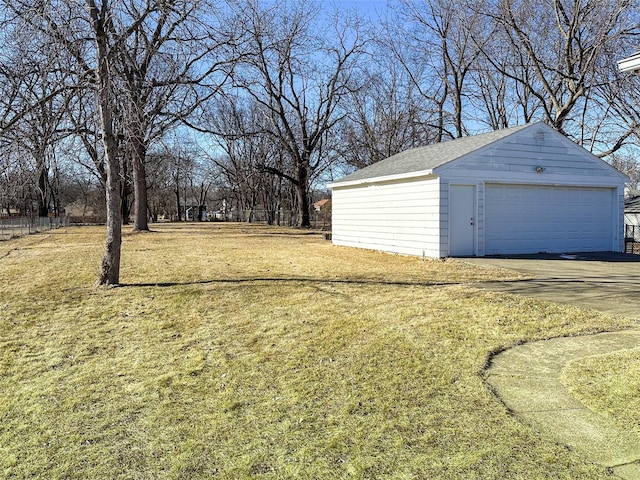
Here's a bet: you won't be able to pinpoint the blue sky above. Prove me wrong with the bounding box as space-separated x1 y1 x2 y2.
325 0 396 18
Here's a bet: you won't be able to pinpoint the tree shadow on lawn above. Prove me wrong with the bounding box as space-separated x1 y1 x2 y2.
119 277 457 289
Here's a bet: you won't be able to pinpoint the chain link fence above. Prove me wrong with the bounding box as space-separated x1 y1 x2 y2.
625 224 640 254
213 209 331 230
0 216 69 241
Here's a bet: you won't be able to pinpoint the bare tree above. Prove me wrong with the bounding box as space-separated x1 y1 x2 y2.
203 95 288 222
0 9 78 217
386 0 489 140
338 57 437 169
2 0 241 284
485 0 635 137
611 153 640 188
0 0 125 283
107 0 239 231
85 0 124 285
152 140 200 222
380 0 640 164
228 0 368 227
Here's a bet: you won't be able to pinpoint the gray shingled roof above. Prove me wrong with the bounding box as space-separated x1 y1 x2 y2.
334 123 534 184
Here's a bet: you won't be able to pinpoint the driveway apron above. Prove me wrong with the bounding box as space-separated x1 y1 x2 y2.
465 253 640 479
465 252 640 318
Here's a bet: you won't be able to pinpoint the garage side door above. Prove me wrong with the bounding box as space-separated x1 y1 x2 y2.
485 184 614 255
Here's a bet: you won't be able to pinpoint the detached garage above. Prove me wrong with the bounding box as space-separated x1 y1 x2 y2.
329 122 628 258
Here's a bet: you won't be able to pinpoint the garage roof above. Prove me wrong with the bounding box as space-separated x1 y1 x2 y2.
334 123 532 184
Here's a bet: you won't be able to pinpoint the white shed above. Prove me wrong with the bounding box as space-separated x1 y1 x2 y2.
329 122 628 258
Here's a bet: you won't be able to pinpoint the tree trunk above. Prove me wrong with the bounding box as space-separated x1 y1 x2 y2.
175 188 182 221
101 168 122 285
120 181 131 224
295 164 311 228
132 138 149 231
89 0 123 286
37 166 49 217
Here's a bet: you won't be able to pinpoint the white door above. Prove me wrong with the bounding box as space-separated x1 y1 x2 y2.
485 184 614 255
449 185 475 256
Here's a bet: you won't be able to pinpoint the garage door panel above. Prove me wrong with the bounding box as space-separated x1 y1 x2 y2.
485 185 613 255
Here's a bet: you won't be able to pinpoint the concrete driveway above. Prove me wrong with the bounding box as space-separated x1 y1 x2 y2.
472 252 640 478
463 252 640 319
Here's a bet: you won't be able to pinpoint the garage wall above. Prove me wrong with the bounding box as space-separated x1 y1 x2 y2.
331 176 442 257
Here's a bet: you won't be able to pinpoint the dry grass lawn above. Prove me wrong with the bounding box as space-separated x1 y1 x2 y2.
562 347 640 437
0 223 633 479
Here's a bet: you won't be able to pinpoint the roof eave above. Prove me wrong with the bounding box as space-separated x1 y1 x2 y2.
329 169 437 188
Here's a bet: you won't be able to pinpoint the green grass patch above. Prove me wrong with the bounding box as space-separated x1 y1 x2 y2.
0 223 631 479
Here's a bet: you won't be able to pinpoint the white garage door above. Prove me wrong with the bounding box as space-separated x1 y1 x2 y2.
485 184 614 255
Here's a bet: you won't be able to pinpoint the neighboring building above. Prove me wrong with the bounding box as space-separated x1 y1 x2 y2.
329 122 629 258
185 205 207 221
313 198 332 230
313 198 331 212
63 200 105 224
625 191 640 241
0 208 20 219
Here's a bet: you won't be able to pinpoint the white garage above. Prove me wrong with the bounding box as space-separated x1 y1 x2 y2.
329 122 628 258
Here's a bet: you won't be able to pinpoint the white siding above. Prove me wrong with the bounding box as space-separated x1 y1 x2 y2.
616 190 627 251
331 176 442 257
438 126 624 187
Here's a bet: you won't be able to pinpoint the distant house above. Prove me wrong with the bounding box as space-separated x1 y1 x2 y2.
185 205 207 221
329 122 628 258
0 208 20 219
313 198 331 212
625 192 640 241
63 200 105 224
313 198 331 230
